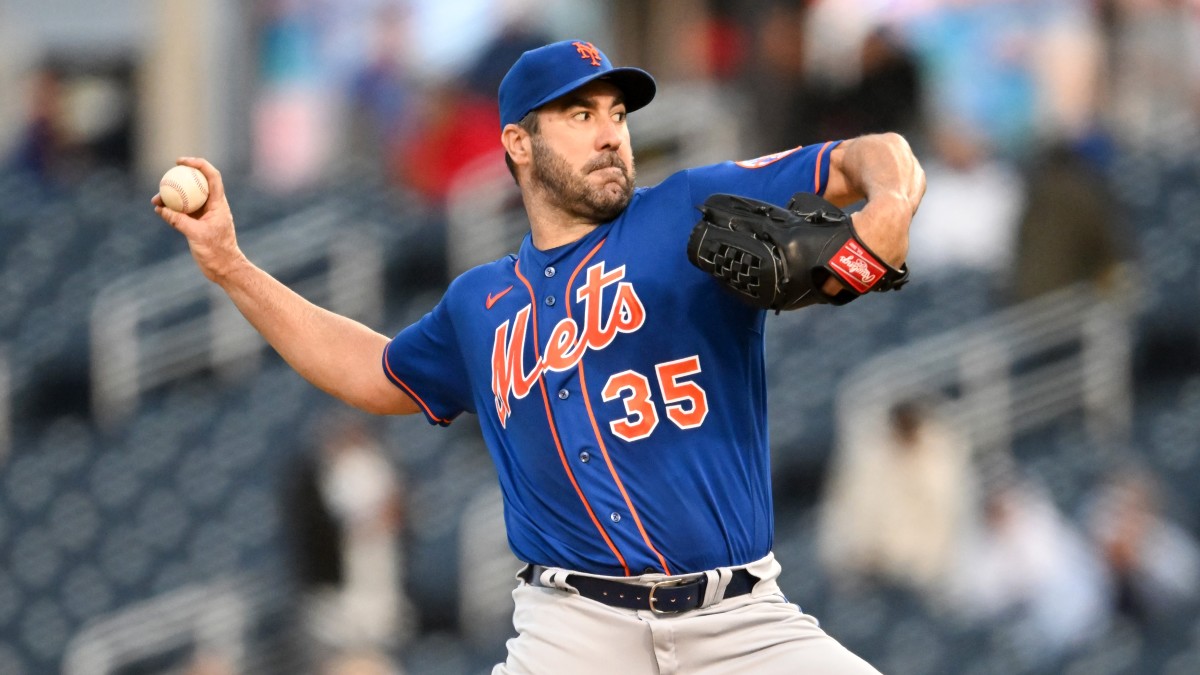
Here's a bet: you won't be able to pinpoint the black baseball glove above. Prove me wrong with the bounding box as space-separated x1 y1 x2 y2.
686 191 909 312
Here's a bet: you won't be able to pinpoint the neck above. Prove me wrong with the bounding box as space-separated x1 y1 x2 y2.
522 188 602 251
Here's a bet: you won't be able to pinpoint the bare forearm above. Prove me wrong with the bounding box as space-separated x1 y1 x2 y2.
154 158 417 417
215 259 414 416
825 133 926 267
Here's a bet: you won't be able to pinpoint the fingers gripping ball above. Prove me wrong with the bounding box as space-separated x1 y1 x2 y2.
159 165 210 214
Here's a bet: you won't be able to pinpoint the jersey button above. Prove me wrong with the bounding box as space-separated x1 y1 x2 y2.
579 451 590 463
545 266 556 278
545 295 556 307
609 512 621 523
558 389 569 400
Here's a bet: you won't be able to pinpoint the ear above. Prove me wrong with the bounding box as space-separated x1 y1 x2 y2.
501 123 532 168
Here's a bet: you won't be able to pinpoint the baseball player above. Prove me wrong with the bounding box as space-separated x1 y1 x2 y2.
154 40 924 674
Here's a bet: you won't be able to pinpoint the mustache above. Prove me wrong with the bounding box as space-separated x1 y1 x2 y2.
583 152 627 174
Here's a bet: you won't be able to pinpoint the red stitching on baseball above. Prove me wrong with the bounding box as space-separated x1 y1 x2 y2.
189 169 208 198
163 179 189 212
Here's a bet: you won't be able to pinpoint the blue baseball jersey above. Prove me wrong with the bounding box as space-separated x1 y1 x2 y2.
384 141 841 576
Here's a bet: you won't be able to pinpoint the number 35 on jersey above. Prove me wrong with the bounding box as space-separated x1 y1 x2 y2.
490 261 709 440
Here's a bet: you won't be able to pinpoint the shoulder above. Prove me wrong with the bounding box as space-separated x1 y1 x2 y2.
622 171 694 212
606 175 699 235
678 142 844 206
443 254 518 305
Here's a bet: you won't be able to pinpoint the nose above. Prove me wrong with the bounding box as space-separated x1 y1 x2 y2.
596 115 622 152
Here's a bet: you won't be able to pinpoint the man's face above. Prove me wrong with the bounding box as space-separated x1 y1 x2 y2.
528 81 636 223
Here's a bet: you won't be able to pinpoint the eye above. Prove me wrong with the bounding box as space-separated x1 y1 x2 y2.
572 110 592 122
613 110 627 123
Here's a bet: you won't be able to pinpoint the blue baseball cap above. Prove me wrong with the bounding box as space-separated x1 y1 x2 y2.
499 40 657 128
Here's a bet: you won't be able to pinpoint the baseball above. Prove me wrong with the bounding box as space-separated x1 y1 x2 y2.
159 165 210 214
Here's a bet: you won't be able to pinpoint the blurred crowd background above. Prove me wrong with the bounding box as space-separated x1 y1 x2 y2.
1 0 1200 673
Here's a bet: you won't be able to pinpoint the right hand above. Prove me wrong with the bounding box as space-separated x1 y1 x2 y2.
152 157 246 283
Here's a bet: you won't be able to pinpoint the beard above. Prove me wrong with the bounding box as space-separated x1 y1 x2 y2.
529 135 636 223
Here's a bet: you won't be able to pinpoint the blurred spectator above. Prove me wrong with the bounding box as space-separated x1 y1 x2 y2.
1102 0 1200 152
323 649 405 675
1083 467 1200 623
463 24 553 100
183 650 237 675
905 123 1025 278
345 5 418 169
801 0 903 88
457 486 521 653
818 400 977 601
4 59 136 183
809 26 924 144
1009 141 1130 303
4 66 67 181
950 469 1112 663
679 8 748 83
900 0 1043 160
742 2 818 154
1030 1 1106 145
252 0 334 191
284 412 414 667
390 80 501 204
380 15 553 204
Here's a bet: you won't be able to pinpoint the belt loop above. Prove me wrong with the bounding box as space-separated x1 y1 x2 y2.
701 568 733 608
542 567 576 593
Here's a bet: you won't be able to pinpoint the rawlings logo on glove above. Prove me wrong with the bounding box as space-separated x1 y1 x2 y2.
832 240 885 291
686 191 909 312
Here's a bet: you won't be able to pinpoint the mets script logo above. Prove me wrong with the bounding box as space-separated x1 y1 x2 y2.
491 261 645 427
573 41 603 66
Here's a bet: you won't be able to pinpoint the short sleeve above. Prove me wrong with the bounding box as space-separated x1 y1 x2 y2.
685 140 842 208
383 296 473 425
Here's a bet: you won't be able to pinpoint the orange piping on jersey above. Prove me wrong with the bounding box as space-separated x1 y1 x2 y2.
565 242 673 576
813 140 833 194
382 341 455 425
515 260 631 576
562 239 608 308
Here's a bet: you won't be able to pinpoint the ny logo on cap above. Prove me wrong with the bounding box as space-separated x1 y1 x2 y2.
572 41 602 66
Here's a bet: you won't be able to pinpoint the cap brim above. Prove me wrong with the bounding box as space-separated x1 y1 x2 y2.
598 68 657 114
527 66 657 119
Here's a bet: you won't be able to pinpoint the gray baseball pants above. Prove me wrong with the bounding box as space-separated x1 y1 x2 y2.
492 552 880 674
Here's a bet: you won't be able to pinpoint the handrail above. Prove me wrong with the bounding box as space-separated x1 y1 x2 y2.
61 575 281 675
90 204 383 427
834 282 1134 461
444 156 524 277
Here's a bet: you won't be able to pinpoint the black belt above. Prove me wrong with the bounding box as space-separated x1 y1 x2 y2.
525 565 758 614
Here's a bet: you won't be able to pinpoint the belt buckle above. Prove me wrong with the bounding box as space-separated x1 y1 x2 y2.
648 578 694 615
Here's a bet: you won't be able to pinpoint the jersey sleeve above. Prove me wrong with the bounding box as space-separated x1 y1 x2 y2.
383 295 473 426
684 140 842 208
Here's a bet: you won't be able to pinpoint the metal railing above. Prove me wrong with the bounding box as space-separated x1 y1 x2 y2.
61 575 276 675
834 281 1135 460
90 205 383 427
